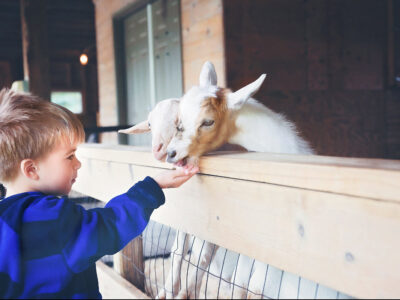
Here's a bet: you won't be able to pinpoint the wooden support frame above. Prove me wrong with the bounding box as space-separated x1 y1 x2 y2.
119 237 145 293
74 144 400 299
96 261 149 299
20 0 51 100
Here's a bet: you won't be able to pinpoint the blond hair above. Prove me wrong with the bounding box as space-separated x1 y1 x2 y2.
0 88 85 182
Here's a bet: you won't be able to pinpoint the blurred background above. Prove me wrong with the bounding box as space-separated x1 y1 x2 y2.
0 0 399 159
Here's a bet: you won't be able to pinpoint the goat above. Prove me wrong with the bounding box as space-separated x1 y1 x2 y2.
165 61 313 167
119 98 180 161
119 62 348 299
162 61 346 299
119 97 245 162
119 98 239 299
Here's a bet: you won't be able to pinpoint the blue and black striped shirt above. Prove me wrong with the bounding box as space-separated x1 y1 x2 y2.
0 176 165 299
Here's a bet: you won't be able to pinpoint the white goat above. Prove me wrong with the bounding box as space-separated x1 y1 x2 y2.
119 98 180 161
119 62 350 299
163 61 351 299
119 100 240 299
165 61 313 167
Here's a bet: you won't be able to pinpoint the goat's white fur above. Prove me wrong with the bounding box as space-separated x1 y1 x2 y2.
121 62 348 299
158 62 349 300
119 98 180 161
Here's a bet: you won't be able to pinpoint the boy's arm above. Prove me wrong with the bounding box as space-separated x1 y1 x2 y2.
59 176 164 273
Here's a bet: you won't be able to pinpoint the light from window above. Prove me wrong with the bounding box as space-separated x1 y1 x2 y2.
51 91 83 114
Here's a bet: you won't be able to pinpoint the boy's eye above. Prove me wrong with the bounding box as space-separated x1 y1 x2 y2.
67 154 75 160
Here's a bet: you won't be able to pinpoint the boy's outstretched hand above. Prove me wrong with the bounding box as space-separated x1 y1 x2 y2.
153 166 199 189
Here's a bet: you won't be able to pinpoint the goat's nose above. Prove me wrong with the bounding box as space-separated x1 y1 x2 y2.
167 150 176 159
156 143 163 152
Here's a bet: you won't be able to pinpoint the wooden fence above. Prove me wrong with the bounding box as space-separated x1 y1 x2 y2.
73 143 400 299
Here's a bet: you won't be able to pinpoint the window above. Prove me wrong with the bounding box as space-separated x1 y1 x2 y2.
115 0 183 146
51 91 83 114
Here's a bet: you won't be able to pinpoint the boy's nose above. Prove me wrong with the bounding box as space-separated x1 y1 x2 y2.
75 158 82 169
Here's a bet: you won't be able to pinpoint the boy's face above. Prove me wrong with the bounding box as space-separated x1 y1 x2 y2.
35 141 81 196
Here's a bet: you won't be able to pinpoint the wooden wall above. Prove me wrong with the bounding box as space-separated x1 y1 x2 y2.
93 0 225 143
0 0 23 88
73 144 400 298
92 0 136 143
181 0 225 90
224 0 400 159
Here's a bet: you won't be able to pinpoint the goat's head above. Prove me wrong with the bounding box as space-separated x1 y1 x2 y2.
166 61 266 166
119 98 180 161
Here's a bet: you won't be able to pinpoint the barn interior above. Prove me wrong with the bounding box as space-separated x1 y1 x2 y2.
0 0 399 159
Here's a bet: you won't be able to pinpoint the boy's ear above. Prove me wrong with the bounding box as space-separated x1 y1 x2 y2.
20 159 39 180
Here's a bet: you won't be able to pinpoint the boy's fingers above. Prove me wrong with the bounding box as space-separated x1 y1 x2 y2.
173 174 195 187
171 168 187 177
172 166 199 177
181 167 199 177
171 168 199 187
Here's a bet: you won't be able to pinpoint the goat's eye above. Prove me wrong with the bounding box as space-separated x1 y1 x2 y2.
148 122 151 129
201 119 215 127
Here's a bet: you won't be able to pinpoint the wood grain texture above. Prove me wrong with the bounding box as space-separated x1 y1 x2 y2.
97 261 150 299
74 145 400 298
75 144 400 202
223 0 398 159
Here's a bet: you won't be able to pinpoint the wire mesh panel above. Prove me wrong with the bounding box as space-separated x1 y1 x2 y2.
136 220 355 299
66 191 355 299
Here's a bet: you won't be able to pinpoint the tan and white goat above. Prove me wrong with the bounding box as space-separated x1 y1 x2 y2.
161 62 348 299
119 97 238 299
166 62 313 167
119 62 349 299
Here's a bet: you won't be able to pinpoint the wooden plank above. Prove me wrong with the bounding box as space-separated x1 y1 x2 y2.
181 0 225 89
119 237 145 293
387 0 395 87
76 144 400 203
305 0 329 90
75 158 400 299
0 61 12 88
96 261 150 299
20 0 51 100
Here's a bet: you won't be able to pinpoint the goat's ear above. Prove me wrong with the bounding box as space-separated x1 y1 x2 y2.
118 120 150 134
227 74 266 110
199 61 217 87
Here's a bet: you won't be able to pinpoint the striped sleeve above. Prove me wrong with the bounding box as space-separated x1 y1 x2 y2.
59 176 165 273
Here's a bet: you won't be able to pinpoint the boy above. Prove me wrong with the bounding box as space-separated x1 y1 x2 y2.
0 88 198 299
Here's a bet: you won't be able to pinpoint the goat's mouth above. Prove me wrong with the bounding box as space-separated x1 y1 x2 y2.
173 156 188 167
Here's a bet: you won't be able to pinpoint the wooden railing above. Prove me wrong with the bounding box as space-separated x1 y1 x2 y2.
73 143 400 299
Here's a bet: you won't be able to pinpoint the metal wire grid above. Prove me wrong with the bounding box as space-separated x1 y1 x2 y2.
126 220 353 299
65 195 353 299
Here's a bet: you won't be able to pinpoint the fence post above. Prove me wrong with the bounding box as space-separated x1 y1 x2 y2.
119 235 145 293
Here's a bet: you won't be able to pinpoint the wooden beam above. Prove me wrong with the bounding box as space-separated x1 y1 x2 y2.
72 144 400 298
20 0 51 100
96 261 150 299
118 237 145 293
76 144 400 203
387 0 395 87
